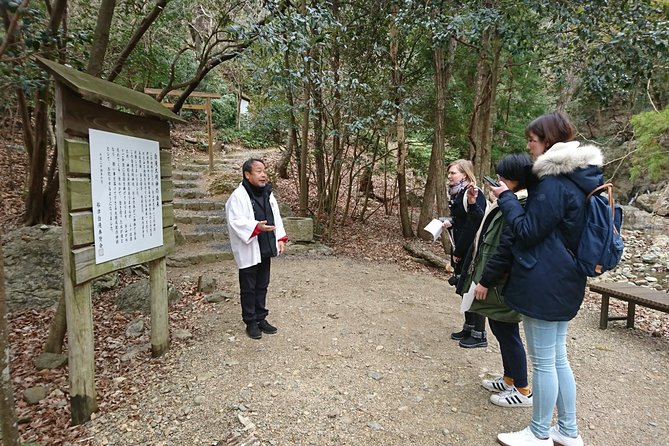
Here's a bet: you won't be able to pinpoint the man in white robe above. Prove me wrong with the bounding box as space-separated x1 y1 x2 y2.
226 159 287 339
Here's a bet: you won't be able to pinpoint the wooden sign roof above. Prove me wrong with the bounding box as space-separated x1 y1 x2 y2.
35 56 186 123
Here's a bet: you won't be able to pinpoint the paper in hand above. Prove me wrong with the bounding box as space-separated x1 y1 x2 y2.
460 281 477 314
424 219 443 242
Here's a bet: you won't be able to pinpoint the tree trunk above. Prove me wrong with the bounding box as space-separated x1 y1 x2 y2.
312 46 326 220
86 0 117 77
298 0 310 216
390 7 413 238
278 40 297 179
418 36 456 241
44 293 67 354
467 29 502 181
22 87 51 225
325 0 343 239
0 237 20 446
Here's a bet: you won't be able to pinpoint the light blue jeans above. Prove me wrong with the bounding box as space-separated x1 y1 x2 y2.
523 316 579 439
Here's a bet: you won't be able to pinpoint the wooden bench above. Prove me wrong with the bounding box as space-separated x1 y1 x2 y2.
588 282 669 329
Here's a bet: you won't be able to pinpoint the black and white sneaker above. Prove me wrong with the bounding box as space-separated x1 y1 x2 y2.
490 387 533 408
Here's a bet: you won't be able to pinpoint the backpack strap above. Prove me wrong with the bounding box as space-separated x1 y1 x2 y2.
586 183 616 222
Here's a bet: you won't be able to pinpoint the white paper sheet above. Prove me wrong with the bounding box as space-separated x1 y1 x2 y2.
424 219 443 242
460 281 477 314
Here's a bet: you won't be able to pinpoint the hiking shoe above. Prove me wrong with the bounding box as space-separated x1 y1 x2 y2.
458 335 488 348
497 427 553 446
549 425 583 446
245 323 262 339
257 319 278 334
450 328 471 341
482 376 513 393
490 387 533 408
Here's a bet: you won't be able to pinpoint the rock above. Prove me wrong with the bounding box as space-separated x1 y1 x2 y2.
367 421 382 430
635 185 669 216
24 386 48 404
194 396 206 406
282 217 314 242
33 352 68 370
205 292 228 303
125 318 145 338
368 371 384 381
116 279 183 312
2 225 63 310
173 329 192 340
197 275 218 293
92 272 120 295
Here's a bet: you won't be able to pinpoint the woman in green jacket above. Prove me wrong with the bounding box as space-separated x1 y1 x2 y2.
459 153 534 408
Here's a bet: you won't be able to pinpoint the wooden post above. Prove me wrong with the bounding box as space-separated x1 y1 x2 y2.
55 82 97 424
207 97 214 171
149 257 169 356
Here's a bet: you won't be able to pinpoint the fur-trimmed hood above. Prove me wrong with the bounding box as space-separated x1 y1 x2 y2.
533 141 603 178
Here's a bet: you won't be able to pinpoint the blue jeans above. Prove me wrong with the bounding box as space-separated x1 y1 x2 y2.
523 316 578 439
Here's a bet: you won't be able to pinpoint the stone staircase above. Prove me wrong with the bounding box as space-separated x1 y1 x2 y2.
167 159 235 268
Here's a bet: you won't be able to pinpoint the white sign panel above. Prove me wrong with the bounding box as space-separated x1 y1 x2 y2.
89 129 163 264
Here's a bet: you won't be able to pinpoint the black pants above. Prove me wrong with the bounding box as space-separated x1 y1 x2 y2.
488 319 528 388
465 311 486 332
239 257 271 325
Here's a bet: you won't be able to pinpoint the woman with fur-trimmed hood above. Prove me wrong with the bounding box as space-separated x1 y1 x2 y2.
489 112 598 446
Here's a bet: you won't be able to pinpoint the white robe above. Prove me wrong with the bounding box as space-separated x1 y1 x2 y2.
225 183 286 269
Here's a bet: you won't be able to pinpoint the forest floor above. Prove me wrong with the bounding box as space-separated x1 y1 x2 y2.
3 122 669 446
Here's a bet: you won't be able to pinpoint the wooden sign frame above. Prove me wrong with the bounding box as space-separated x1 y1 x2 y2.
37 57 183 425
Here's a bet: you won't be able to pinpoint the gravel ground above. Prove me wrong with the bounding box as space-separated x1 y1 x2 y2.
86 254 669 446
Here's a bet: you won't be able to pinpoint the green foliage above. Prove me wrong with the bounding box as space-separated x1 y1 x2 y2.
630 107 669 182
217 102 288 150
212 95 237 129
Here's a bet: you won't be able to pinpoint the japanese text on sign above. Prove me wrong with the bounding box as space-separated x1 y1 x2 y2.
89 129 163 264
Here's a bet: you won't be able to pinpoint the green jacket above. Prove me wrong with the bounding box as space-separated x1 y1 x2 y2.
465 195 527 323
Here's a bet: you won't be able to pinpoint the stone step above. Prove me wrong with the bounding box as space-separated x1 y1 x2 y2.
172 171 200 181
176 224 228 243
172 199 224 211
167 242 234 268
179 164 209 172
173 180 198 189
174 209 226 225
174 188 207 199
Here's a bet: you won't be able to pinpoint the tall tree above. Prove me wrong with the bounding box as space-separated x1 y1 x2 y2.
389 4 413 238
418 34 457 242
297 0 311 216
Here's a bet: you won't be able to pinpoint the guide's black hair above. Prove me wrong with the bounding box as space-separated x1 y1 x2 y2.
242 158 265 175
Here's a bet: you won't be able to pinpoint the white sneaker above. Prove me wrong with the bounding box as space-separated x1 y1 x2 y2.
549 425 583 446
482 375 513 392
497 427 553 446
490 387 533 407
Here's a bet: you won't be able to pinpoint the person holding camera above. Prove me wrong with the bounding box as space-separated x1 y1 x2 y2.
443 159 488 348
458 153 535 408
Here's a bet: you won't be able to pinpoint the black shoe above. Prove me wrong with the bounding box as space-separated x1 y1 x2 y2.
257 319 278 334
458 336 488 348
246 324 262 339
450 329 471 341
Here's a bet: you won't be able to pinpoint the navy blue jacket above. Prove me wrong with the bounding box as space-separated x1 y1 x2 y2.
497 141 604 321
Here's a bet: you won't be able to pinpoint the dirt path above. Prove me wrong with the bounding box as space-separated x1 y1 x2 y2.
87 255 669 446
